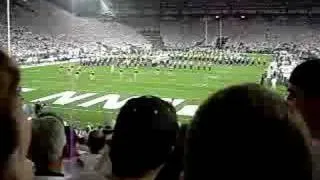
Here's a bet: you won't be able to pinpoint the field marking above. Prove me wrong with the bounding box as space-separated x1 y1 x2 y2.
23 81 207 102
21 88 35 92
23 77 197 93
20 61 75 69
25 73 210 87
208 76 219 79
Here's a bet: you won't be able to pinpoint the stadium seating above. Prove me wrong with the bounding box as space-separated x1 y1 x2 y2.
0 0 149 59
160 15 320 52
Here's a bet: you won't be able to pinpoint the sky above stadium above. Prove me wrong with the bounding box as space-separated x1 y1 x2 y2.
4 0 315 17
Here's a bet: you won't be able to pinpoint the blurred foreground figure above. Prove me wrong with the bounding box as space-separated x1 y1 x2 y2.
0 50 33 180
185 83 312 180
110 96 178 180
288 59 320 140
288 59 320 179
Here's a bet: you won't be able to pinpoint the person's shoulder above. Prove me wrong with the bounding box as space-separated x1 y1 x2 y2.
312 144 320 180
67 172 107 180
34 176 65 180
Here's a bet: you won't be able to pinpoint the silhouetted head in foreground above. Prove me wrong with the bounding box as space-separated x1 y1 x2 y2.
185 83 312 180
288 59 320 140
110 96 178 180
0 50 33 180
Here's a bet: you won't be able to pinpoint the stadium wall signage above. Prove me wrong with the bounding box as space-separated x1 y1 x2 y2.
28 90 199 117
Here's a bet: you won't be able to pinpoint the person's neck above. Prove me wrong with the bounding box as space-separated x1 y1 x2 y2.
90 150 100 154
310 126 320 143
312 135 320 145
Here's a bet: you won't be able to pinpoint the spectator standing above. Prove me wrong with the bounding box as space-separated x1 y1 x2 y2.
63 126 81 179
79 130 106 171
110 96 178 180
185 83 312 180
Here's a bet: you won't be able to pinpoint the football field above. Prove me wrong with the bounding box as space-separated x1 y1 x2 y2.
21 63 284 126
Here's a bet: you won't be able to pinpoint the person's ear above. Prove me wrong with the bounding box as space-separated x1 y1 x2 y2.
288 108 312 147
16 97 32 158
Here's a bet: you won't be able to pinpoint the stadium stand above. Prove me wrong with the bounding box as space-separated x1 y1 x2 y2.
160 15 320 52
0 0 150 65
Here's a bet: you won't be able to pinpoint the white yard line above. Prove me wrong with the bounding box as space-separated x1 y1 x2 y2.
20 59 80 69
24 78 192 93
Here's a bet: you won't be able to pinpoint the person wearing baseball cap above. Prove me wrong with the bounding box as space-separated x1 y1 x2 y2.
110 96 178 180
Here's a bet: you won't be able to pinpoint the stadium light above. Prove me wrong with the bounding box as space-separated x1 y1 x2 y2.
240 15 246 19
215 15 220 19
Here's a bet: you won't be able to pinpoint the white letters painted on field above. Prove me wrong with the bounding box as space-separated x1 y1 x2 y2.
28 90 198 116
21 88 35 92
78 94 139 110
161 98 185 107
177 105 199 117
31 91 97 105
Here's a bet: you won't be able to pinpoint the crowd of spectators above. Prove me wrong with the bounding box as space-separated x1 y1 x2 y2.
160 16 320 53
2 8 319 87
0 0 150 65
1 48 320 180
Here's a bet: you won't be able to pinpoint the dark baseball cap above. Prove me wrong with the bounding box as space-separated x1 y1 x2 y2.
111 95 179 178
114 95 178 133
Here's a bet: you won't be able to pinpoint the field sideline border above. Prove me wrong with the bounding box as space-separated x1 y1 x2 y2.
20 59 79 69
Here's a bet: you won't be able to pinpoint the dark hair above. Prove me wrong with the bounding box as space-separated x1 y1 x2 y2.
38 112 64 124
155 124 188 180
289 59 320 97
78 137 86 145
110 96 178 178
185 83 312 180
0 50 20 178
87 130 105 154
0 112 18 176
102 125 113 135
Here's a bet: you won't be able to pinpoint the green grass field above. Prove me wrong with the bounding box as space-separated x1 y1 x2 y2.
21 61 285 127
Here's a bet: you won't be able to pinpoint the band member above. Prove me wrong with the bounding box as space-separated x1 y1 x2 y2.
134 67 139 82
89 70 95 81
